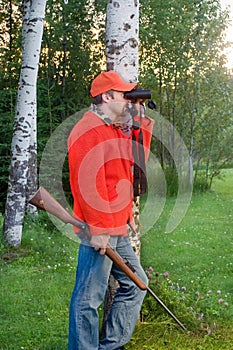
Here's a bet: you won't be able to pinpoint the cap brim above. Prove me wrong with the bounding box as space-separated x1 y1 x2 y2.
118 82 137 92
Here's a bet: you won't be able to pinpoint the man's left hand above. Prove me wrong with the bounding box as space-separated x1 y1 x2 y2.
90 234 110 255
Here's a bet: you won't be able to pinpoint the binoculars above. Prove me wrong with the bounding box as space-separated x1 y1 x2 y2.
124 88 156 110
124 88 151 102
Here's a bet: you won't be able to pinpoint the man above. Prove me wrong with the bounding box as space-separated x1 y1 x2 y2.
67 71 152 350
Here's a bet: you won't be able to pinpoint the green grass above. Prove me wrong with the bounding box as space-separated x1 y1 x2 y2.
130 169 233 349
0 214 78 350
0 169 233 349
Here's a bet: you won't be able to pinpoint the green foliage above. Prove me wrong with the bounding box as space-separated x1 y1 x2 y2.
0 0 107 213
1 0 232 213
0 0 22 213
142 268 230 335
139 0 233 187
164 167 178 197
193 172 210 193
142 272 201 330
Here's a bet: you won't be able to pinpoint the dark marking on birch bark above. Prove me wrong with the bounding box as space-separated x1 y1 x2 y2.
124 23 131 31
113 1 120 8
107 62 114 71
22 65 35 70
21 79 33 86
25 121 31 128
106 38 138 55
27 29 37 34
24 121 31 129
30 17 44 23
129 38 138 48
9 161 27 184
15 145 21 154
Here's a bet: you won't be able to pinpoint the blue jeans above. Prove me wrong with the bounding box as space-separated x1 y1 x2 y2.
68 236 148 350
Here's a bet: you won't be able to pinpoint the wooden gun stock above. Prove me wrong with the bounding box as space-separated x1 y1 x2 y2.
29 187 89 235
29 186 186 330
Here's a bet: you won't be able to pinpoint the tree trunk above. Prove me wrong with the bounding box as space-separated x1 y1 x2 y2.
105 0 139 82
3 0 47 246
106 0 140 254
102 0 140 334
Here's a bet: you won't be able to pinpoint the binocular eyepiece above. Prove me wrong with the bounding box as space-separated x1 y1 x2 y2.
124 88 151 102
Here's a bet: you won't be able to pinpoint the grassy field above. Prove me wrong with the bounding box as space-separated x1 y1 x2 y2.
130 168 233 349
0 169 233 349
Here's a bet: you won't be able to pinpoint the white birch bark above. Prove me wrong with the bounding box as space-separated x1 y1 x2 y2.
106 0 139 84
106 0 141 258
4 0 47 246
102 0 141 332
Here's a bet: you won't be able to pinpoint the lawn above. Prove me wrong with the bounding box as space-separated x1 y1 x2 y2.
0 169 233 349
129 168 233 349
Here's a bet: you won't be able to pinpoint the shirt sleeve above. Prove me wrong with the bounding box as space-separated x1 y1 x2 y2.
134 116 154 162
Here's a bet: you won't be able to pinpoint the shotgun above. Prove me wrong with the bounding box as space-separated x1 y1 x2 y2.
29 186 186 330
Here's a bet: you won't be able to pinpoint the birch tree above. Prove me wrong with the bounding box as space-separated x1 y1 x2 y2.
102 0 141 331
106 0 141 257
3 0 47 246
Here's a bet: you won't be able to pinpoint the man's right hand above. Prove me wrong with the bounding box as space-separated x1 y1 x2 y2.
90 234 110 255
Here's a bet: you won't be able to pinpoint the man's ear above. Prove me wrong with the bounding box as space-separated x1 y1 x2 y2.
102 92 111 103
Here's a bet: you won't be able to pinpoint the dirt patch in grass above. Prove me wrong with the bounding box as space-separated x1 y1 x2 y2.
1 247 32 264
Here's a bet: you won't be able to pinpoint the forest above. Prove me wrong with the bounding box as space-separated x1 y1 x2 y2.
1 0 233 216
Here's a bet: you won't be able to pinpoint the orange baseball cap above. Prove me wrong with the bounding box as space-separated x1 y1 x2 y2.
90 71 137 97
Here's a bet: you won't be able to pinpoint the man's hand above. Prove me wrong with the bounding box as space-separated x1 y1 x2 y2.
90 234 110 255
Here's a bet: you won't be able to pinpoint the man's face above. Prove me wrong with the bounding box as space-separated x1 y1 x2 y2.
107 91 129 118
